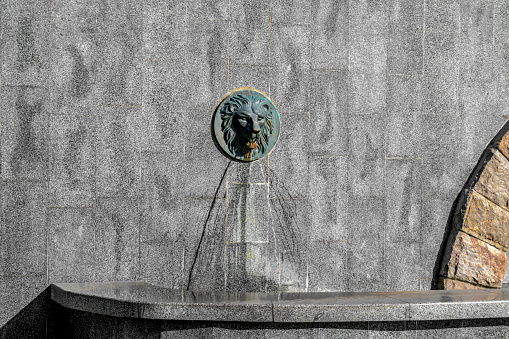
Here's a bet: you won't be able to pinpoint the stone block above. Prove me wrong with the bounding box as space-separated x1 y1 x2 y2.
0 86 48 180
271 0 310 25
182 198 227 291
47 208 96 283
496 129 509 160
346 198 386 291
228 157 268 184
347 115 385 199
438 277 486 290
226 242 268 292
1 0 50 86
385 241 421 291
309 156 348 241
48 112 95 207
307 241 347 292
94 197 140 281
228 27 270 66
270 25 311 114
457 80 500 163
0 181 48 275
426 0 460 32
420 197 453 281
95 105 142 197
385 159 422 242
310 0 348 70
385 75 422 157
309 70 348 156
226 183 269 243
419 113 457 159
440 230 506 288
228 66 270 95
455 190 509 251
349 72 387 116
229 0 270 29
186 0 229 22
142 1 186 63
139 239 185 290
348 0 389 75
268 110 308 199
387 0 424 75
471 148 509 211
185 20 228 111
459 0 494 85
268 198 310 291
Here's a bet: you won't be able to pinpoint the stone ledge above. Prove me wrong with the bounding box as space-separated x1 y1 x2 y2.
51 282 509 323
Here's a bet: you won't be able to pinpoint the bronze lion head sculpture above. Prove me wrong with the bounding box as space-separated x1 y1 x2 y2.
219 94 274 161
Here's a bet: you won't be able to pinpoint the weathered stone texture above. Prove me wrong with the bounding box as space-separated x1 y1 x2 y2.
471 149 509 211
454 190 509 251
495 130 509 160
440 231 506 288
438 277 486 290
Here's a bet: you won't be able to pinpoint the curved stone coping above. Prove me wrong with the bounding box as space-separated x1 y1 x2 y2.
51 282 509 323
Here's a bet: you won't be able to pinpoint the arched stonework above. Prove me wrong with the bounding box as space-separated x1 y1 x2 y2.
439 124 509 289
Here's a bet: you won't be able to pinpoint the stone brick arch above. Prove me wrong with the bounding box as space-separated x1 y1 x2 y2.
439 122 509 289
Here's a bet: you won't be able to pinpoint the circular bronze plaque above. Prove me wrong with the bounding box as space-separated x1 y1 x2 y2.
211 87 280 162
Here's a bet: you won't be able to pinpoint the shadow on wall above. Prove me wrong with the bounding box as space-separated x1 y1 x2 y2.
0 287 50 339
433 121 509 290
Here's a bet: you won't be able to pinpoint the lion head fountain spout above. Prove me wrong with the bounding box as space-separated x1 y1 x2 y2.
211 88 280 162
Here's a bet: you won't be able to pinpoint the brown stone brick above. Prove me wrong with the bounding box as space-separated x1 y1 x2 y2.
472 149 509 211
438 277 486 290
440 230 506 288
496 130 509 161
454 190 509 251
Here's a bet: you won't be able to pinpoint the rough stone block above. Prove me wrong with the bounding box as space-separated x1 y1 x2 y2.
496 129 509 160
440 230 506 288
472 148 509 211
455 190 509 251
438 277 486 290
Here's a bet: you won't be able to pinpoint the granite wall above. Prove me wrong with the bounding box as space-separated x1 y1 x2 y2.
2 0 509 330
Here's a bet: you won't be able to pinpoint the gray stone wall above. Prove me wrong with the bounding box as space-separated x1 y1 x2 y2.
2 0 509 327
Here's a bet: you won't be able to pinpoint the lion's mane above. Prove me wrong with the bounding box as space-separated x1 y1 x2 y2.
220 94 274 159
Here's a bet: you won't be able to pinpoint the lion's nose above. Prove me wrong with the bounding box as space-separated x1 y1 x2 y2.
252 124 261 133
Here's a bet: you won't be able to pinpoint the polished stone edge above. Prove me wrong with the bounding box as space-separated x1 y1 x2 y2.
51 282 509 323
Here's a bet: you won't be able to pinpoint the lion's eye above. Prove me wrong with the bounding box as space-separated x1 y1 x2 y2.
238 117 246 121
258 117 264 121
